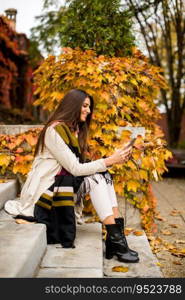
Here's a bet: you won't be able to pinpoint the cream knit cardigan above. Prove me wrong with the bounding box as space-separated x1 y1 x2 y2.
4 126 107 217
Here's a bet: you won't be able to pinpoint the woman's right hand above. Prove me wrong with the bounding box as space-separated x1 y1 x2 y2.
104 145 132 167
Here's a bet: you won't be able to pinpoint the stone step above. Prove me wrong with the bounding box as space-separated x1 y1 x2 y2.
0 124 43 135
0 179 19 210
103 232 163 278
35 223 103 278
0 212 47 278
0 182 162 278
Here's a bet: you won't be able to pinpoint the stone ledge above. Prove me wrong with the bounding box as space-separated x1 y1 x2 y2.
0 180 19 210
36 223 103 278
0 125 43 135
0 220 47 278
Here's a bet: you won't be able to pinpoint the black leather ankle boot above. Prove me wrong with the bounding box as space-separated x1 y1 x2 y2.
105 224 139 263
115 217 138 257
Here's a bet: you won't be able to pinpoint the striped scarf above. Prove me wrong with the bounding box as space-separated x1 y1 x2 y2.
35 123 84 211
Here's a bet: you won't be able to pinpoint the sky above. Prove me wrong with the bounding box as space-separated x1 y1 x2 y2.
0 0 65 38
0 0 46 37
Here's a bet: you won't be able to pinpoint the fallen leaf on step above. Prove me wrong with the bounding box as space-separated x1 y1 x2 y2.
15 219 36 224
170 248 185 258
161 230 173 236
112 266 129 273
147 235 156 241
165 243 176 250
173 261 183 265
85 216 100 223
175 240 185 244
155 214 166 221
0 179 8 183
170 210 181 216
169 224 179 228
133 230 144 236
124 227 133 236
149 237 162 251
155 262 163 267
102 228 107 240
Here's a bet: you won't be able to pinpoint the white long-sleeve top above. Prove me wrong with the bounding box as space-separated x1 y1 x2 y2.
4 126 107 216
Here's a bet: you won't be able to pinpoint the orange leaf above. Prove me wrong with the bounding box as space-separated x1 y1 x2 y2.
170 210 181 216
124 227 134 236
169 224 179 228
112 266 129 273
173 261 183 265
133 230 144 236
139 169 148 180
25 134 38 146
161 230 173 236
16 147 24 153
155 214 166 221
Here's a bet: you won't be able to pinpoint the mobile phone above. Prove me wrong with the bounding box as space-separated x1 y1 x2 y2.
124 137 136 149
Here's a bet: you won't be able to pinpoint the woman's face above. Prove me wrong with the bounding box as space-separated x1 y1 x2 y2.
80 97 91 122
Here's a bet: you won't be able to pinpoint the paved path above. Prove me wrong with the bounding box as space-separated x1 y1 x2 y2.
151 178 185 278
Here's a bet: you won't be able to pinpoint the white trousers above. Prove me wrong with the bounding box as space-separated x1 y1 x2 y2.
86 174 118 221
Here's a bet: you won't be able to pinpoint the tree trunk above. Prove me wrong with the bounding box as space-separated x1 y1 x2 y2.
167 94 183 147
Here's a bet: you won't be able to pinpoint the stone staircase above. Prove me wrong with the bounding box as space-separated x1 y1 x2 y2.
0 180 46 277
0 125 163 278
0 179 163 278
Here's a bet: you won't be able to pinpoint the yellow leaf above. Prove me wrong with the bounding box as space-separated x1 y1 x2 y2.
139 169 148 180
51 91 64 100
106 106 117 116
0 154 11 167
98 147 108 157
127 180 140 192
164 149 173 160
155 262 163 267
96 102 108 111
114 183 124 195
130 78 138 86
0 179 8 183
141 156 155 169
126 160 137 170
112 266 129 273
170 249 185 258
102 123 118 132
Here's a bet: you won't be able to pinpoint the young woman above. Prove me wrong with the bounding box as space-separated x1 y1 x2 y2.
5 89 139 263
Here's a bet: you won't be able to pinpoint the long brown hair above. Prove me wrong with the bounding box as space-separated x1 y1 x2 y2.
34 89 94 159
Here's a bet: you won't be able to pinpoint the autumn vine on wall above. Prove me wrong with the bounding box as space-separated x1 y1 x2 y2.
0 47 172 232
0 16 42 119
